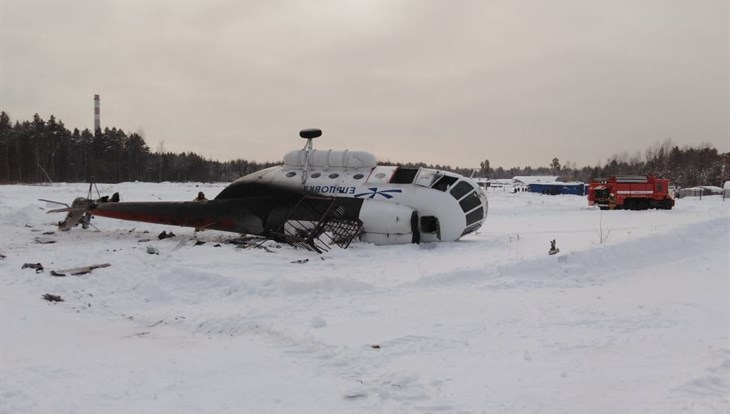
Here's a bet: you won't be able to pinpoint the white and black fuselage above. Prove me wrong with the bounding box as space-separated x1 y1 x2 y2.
69 131 488 246
216 148 488 244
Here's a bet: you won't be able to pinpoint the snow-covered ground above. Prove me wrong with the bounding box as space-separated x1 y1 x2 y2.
1 183 728 414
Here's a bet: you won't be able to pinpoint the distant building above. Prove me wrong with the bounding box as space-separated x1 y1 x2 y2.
512 176 561 185
473 177 490 188
484 179 514 189
528 182 587 196
481 176 585 195
678 186 723 198
509 176 586 196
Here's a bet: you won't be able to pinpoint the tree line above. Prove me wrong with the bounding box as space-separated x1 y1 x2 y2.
1 112 727 187
0 112 278 184
477 140 729 188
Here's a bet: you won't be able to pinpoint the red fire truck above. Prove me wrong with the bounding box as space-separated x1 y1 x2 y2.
588 175 674 210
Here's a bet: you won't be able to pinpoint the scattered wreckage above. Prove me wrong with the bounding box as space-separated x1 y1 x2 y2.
21 262 111 277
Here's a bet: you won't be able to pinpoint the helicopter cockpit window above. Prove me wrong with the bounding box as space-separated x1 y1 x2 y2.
449 181 474 200
461 223 481 236
390 168 419 184
459 191 481 213
465 207 484 225
431 175 458 191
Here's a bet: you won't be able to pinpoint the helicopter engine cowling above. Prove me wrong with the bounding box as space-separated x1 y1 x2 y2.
357 199 417 245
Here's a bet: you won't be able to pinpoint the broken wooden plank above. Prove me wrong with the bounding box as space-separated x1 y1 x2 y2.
50 263 110 277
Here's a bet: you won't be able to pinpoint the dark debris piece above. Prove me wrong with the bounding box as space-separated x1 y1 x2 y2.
158 231 176 240
42 294 64 302
549 239 560 255
226 236 280 252
22 263 44 273
290 259 309 264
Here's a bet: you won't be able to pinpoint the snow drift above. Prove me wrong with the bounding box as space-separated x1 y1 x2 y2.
1 183 728 413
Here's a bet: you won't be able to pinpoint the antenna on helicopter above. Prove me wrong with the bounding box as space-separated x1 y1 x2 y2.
299 128 322 184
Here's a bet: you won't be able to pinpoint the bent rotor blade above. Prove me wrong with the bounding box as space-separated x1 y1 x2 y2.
38 199 70 208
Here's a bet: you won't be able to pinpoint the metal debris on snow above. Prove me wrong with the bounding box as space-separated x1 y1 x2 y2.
42 294 64 302
21 263 44 273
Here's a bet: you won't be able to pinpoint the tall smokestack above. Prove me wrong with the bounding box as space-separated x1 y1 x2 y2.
94 94 100 132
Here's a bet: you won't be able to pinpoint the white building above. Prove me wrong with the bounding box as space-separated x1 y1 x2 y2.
511 176 561 185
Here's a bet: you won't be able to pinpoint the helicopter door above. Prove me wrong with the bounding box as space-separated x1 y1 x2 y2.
419 215 441 242
390 167 419 184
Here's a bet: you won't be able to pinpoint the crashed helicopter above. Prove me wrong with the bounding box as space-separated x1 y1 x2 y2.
48 129 488 252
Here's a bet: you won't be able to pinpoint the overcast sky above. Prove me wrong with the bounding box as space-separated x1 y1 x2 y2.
2 0 728 169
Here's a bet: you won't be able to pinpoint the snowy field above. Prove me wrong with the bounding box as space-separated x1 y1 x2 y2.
1 182 729 414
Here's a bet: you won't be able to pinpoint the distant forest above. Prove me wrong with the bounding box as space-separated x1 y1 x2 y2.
1 112 728 187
